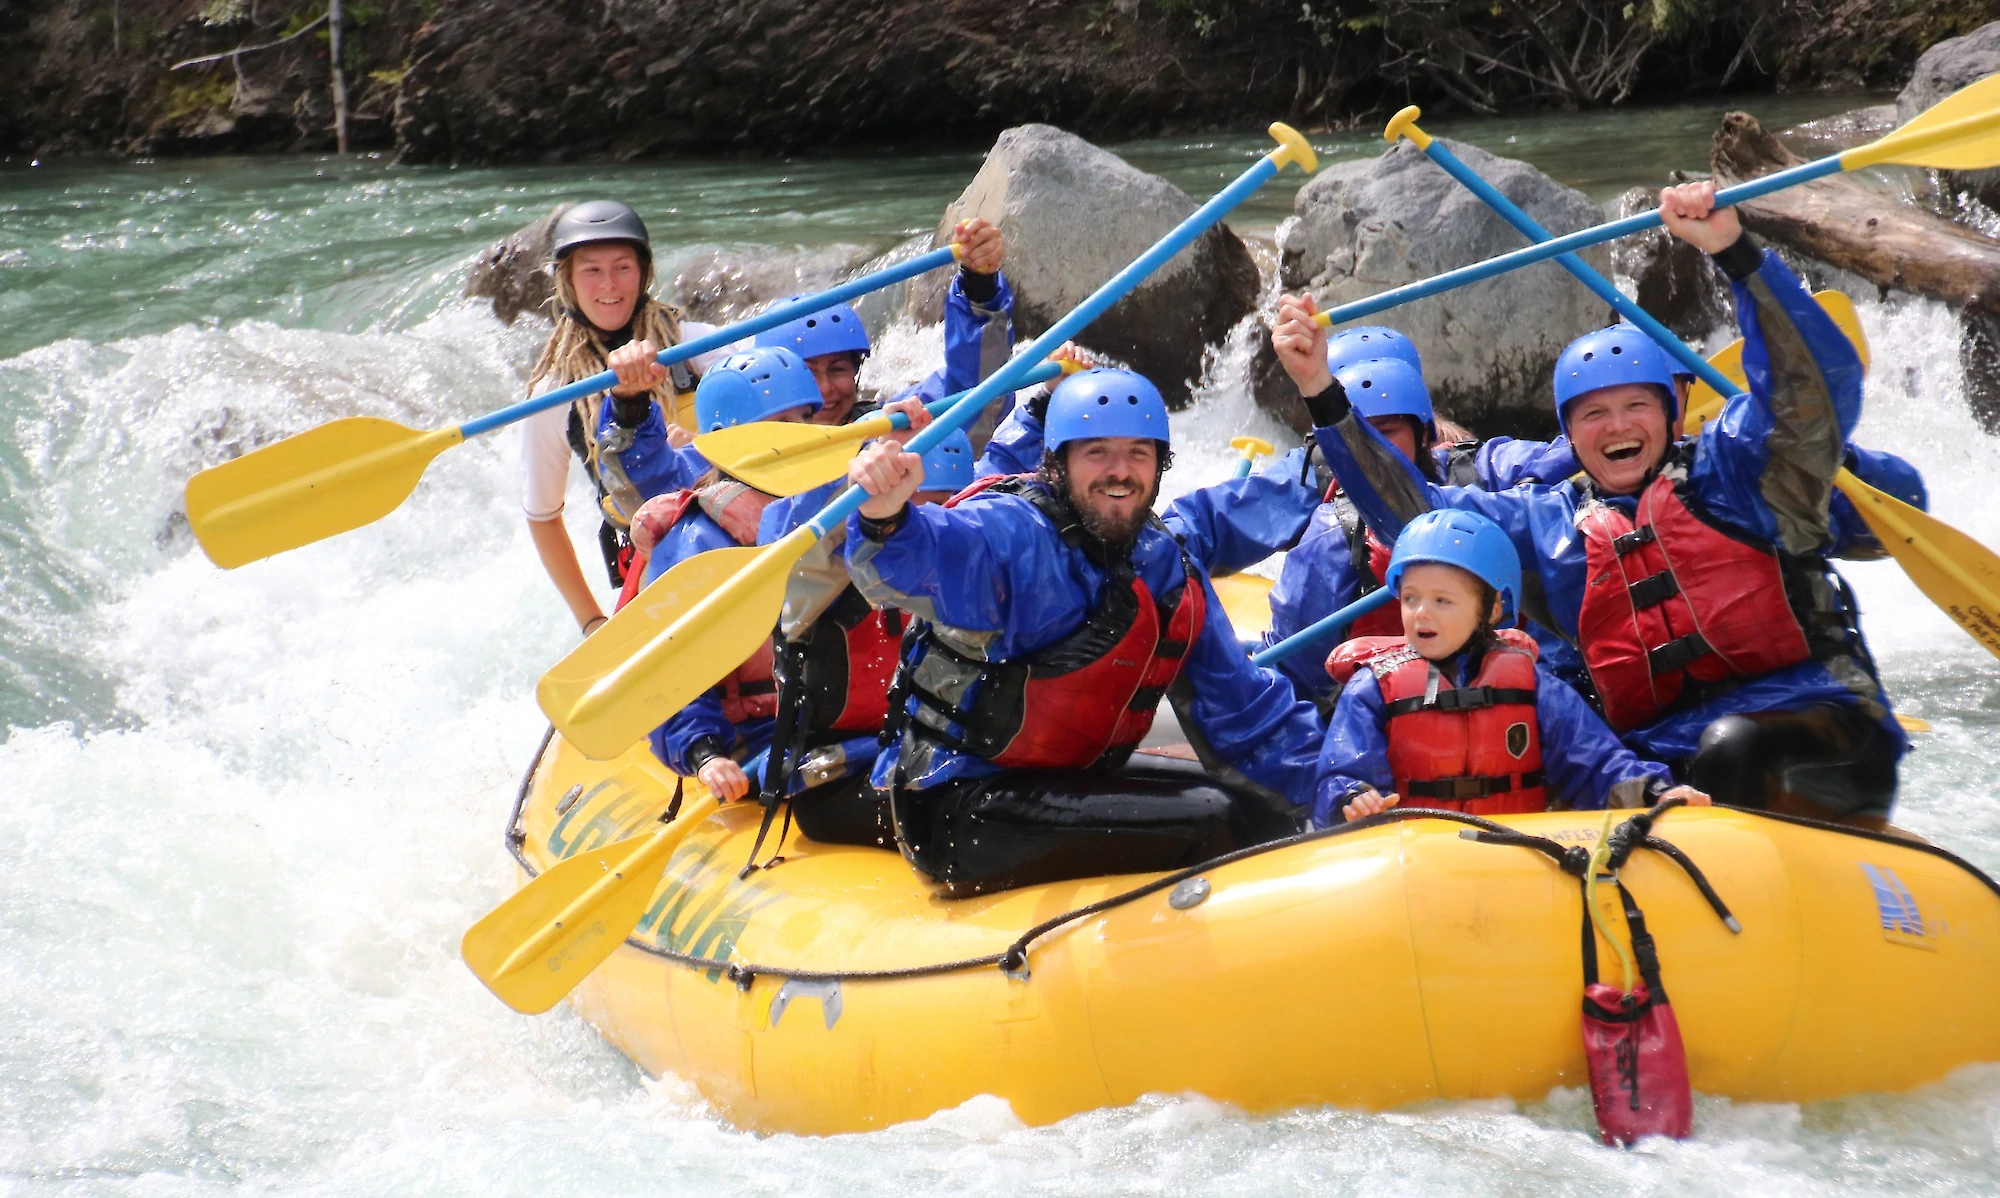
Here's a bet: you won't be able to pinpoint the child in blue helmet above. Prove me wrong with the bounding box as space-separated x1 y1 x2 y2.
756 218 1012 427
1316 510 1708 827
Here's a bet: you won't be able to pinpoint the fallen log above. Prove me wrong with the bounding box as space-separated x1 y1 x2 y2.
1711 111 2000 316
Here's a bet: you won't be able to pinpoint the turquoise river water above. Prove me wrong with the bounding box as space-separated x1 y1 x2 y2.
5 94 2000 1194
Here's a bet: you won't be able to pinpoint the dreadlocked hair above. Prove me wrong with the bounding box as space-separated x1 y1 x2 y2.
527 252 684 455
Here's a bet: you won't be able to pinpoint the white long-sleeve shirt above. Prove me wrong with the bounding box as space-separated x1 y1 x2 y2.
519 320 728 521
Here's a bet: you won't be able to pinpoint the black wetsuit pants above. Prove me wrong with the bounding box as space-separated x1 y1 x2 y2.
1687 701 1900 821
889 757 1303 898
789 774 896 849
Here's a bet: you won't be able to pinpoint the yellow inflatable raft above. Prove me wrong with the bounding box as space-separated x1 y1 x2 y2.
506 730 2000 1136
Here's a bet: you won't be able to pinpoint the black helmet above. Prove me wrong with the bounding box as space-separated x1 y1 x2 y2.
552 200 651 263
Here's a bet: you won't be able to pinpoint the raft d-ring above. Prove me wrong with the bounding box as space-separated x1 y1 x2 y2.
1169 877 1212 910
770 979 843 1030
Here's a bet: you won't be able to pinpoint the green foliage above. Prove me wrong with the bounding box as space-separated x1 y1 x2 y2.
157 73 235 122
199 0 249 24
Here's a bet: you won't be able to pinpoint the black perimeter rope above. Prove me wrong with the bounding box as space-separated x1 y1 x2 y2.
503 733 2000 988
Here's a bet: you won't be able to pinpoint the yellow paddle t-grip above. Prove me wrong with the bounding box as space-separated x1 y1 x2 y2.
1383 106 1433 149
1266 122 1319 174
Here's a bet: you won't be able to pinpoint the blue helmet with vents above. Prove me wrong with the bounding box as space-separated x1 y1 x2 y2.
693 347 823 432
1044 368 1171 452
755 299 871 361
1384 508 1522 621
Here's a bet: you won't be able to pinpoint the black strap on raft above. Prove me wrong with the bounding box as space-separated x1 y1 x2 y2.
1457 798 1742 933
1580 876 1667 999
739 638 810 879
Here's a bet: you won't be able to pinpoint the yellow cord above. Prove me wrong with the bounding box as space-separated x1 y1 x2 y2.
1584 806 1637 993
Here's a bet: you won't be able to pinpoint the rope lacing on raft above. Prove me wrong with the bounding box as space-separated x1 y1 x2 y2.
503 730 2000 988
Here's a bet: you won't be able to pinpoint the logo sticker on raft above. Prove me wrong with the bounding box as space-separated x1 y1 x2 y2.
1862 863 1933 949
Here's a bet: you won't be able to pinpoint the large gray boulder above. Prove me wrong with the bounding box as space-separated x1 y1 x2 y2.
907 124 1260 407
1260 138 1618 436
462 203 569 325
1898 22 2000 211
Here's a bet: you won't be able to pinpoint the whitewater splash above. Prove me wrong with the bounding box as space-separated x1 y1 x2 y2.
6 165 2000 1192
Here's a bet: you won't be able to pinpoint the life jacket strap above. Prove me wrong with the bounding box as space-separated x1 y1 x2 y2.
1626 569 1681 611
1405 769 1546 800
1382 685 1536 717
1645 632 1712 678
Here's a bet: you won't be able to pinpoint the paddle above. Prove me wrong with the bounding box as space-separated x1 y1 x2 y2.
183 245 965 569
1311 74 2000 332
1392 105 2000 668
462 790 722 1014
1230 435 1275 478
539 123 1322 760
694 358 1071 497
1249 587 1396 667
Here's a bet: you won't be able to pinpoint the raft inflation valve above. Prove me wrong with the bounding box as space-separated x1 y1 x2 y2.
1169 877 1212 910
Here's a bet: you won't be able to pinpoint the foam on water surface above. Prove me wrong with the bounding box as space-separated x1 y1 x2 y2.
5 126 2000 1193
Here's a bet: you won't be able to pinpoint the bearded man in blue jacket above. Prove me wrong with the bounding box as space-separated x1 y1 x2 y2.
1272 180 1904 828
842 368 1323 895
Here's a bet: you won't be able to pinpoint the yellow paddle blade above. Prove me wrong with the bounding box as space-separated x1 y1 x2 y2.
539 528 816 759
1846 73 2000 172
692 417 881 497
1834 470 2000 659
1213 572 1275 639
461 793 722 1013
1686 291 1868 431
1898 714 1933 734
184 417 463 569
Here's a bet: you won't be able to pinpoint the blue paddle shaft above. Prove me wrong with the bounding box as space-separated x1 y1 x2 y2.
457 246 961 440
1250 587 1397 666
1318 155 1842 331
880 360 1064 431
1417 138 1746 399
806 154 1288 538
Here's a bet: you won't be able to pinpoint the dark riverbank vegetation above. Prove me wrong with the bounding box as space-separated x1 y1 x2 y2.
3 0 1997 162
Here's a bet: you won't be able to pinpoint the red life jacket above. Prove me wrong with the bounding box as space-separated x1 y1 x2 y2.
792 586 905 735
1576 462 1838 731
894 475 1206 772
1326 485 1403 639
1327 628 1546 815
619 480 780 723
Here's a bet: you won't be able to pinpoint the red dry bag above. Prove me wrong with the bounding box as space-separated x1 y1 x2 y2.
1579 879 1692 1145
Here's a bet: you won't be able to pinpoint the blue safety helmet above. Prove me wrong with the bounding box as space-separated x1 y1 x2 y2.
693 346 823 433
1384 508 1522 622
1327 325 1424 378
755 299 871 361
1044 368 1172 452
917 429 977 494
1335 357 1435 435
1553 323 1680 431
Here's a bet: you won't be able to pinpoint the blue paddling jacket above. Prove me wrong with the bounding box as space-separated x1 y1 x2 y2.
845 480 1324 803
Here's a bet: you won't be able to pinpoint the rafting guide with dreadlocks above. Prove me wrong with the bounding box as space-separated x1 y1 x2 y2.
520 201 731 637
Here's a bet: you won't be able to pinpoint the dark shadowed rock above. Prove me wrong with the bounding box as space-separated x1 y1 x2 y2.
1262 138 1616 437
906 124 1260 407
1899 22 2000 210
462 203 568 326
1609 186 1733 342
672 244 884 328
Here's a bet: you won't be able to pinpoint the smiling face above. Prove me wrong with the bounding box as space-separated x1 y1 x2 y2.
565 243 647 333
1063 436 1160 544
1398 562 1503 662
805 353 861 425
1565 383 1672 496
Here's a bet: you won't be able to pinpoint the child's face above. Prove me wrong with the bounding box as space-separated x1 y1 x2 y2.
1398 563 1500 662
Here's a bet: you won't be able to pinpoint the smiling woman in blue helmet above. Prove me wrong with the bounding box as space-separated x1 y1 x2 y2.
1315 509 1708 828
520 201 730 636
1275 180 1904 829
840 367 1322 896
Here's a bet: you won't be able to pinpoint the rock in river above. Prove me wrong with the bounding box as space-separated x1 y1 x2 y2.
907 124 1261 408
1261 138 1617 437
1899 21 2000 212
